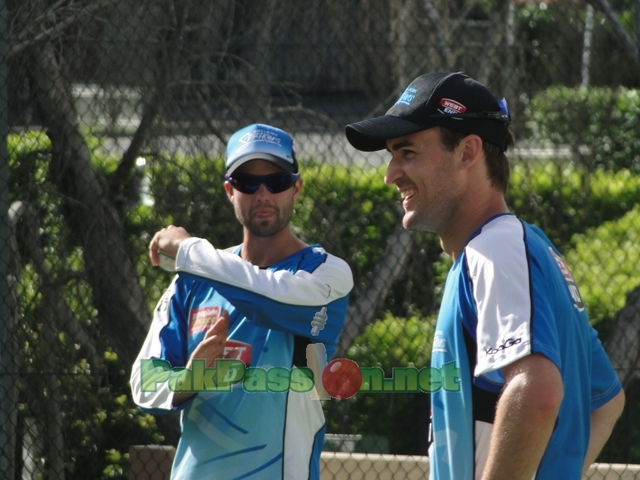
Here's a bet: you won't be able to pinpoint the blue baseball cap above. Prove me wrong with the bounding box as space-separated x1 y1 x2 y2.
225 124 298 174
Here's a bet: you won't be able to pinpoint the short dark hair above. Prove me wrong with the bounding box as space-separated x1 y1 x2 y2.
437 127 514 194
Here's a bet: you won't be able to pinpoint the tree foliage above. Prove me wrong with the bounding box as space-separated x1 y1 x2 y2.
525 86 640 172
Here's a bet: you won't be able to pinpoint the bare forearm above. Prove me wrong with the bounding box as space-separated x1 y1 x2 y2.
481 386 559 479
583 389 625 473
481 355 563 480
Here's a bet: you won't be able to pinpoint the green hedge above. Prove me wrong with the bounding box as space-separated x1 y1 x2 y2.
324 313 436 455
508 162 640 249
566 205 640 330
525 86 640 172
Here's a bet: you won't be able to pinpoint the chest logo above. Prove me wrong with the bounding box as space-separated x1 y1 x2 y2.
189 306 221 334
223 340 252 365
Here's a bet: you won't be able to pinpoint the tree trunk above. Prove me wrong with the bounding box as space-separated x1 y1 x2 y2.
28 41 151 368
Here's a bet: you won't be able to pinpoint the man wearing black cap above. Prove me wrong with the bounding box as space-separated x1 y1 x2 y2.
346 72 624 480
131 124 353 479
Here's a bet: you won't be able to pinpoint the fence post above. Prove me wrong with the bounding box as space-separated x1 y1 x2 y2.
0 0 17 477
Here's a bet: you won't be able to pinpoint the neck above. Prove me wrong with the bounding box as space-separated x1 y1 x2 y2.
241 226 308 267
440 192 509 262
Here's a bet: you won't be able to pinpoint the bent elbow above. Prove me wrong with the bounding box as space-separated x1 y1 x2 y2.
539 381 564 419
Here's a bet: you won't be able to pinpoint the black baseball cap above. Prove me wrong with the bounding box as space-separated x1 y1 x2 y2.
345 72 511 152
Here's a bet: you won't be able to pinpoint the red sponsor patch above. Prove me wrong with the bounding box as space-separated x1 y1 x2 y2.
439 98 466 114
189 306 221 334
223 340 252 365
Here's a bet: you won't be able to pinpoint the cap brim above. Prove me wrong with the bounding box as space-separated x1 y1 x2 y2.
226 153 298 175
345 115 432 152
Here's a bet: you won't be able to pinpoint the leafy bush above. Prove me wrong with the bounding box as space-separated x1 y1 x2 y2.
565 205 640 331
508 162 640 249
295 162 398 275
525 86 640 172
324 313 436 455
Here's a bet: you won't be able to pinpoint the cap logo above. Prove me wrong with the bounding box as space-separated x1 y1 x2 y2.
396 87 417 106
236 129 282 155
439 98 467 115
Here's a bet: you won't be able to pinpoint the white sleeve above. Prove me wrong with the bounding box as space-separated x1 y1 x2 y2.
469 218 533 378
174 237 353 305
130 280 178 411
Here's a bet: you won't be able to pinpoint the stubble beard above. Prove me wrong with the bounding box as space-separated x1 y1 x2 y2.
402 207 437 233
237 203 293 238
401 197 451 235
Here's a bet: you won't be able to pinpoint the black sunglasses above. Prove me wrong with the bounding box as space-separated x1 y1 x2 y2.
428 97 511 125
225 172 300 194
428 110 511 124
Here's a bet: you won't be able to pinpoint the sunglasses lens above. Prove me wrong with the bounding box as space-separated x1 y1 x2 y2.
226 173 299 194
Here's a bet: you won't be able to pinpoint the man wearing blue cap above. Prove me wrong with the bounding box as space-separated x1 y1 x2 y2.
345 72 624 480
131 124 353 479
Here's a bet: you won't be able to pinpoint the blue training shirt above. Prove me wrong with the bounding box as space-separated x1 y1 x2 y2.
131 238 353 479
429 214 622 480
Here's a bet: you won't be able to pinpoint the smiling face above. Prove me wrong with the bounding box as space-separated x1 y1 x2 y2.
225 160 301 238
384 127 466 235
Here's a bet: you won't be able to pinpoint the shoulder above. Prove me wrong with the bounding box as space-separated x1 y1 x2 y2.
300 244 352 274
296 245 354 295
465 215 527 272
467 214 524 253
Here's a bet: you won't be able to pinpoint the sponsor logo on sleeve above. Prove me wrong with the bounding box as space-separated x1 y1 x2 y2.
549 248 585 311
484 337 522 356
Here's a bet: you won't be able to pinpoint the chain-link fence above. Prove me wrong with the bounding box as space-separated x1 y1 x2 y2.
2 0 640 478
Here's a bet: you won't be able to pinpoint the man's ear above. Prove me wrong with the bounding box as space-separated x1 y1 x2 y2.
224 181 234 202
459 134 484 169
293 177 303 201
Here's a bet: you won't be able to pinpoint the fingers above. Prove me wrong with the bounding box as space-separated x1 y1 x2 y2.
204 311 229 339
148 225 191 266
190 311 229 368
149 230 162 266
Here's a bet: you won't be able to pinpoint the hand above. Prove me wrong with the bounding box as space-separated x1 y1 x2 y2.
149 225 191 266
187 311 229 369
173 311 229 407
